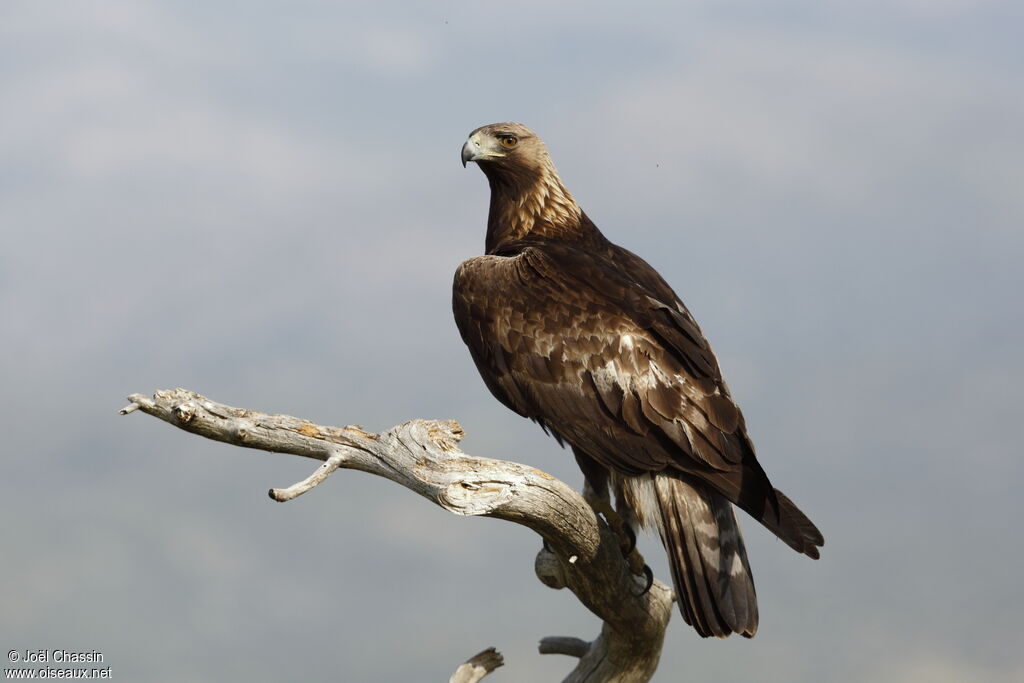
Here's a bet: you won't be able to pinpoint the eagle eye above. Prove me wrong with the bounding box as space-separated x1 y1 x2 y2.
499 135 518 148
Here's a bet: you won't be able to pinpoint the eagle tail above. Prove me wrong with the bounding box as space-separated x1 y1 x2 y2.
650 474 759 638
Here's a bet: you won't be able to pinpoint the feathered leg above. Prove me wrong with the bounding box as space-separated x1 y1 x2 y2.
573 448 649 581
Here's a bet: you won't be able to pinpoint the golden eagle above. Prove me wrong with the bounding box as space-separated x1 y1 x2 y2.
454 122 823 638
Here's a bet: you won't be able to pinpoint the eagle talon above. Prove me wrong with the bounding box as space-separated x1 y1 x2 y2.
626 544 647 577
619 524 637 555
631 564 655 597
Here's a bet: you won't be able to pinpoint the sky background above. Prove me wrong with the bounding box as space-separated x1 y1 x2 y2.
2 1 1022 681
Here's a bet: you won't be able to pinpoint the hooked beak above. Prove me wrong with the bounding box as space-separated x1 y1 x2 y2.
461 139 477 168
461 132 504 167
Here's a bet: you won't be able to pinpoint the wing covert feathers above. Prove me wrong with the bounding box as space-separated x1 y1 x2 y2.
453 245 824 558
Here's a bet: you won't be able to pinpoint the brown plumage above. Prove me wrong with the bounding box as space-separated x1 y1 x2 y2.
454 122 823 638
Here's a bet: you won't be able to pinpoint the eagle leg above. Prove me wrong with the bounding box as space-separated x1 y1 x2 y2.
574 449 649 580
582 479 650 580
613 493 651 580
620 522 638 555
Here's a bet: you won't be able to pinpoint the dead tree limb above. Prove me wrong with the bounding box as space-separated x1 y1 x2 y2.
121 388 673 682
449 647 504 683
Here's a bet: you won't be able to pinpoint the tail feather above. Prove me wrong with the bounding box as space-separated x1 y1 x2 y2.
651 474 759 638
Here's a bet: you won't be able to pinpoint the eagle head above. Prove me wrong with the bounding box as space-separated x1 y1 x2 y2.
461 122 582 249
461 122 550 174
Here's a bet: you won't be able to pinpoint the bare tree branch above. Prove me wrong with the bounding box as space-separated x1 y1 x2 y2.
539 637 590 658
122 388 673 682
268 450 347 502
449 647 504 683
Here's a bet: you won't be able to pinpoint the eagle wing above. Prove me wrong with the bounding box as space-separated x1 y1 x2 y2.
453 240 822 559
454 241 746 477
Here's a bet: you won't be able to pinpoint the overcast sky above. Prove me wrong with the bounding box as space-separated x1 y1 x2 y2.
2 1 1022 681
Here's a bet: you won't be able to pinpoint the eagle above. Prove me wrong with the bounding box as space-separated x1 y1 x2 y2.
454 122 823 638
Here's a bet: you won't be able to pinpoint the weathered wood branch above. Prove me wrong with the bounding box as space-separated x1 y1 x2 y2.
449 647 504 683
121 389 673 682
